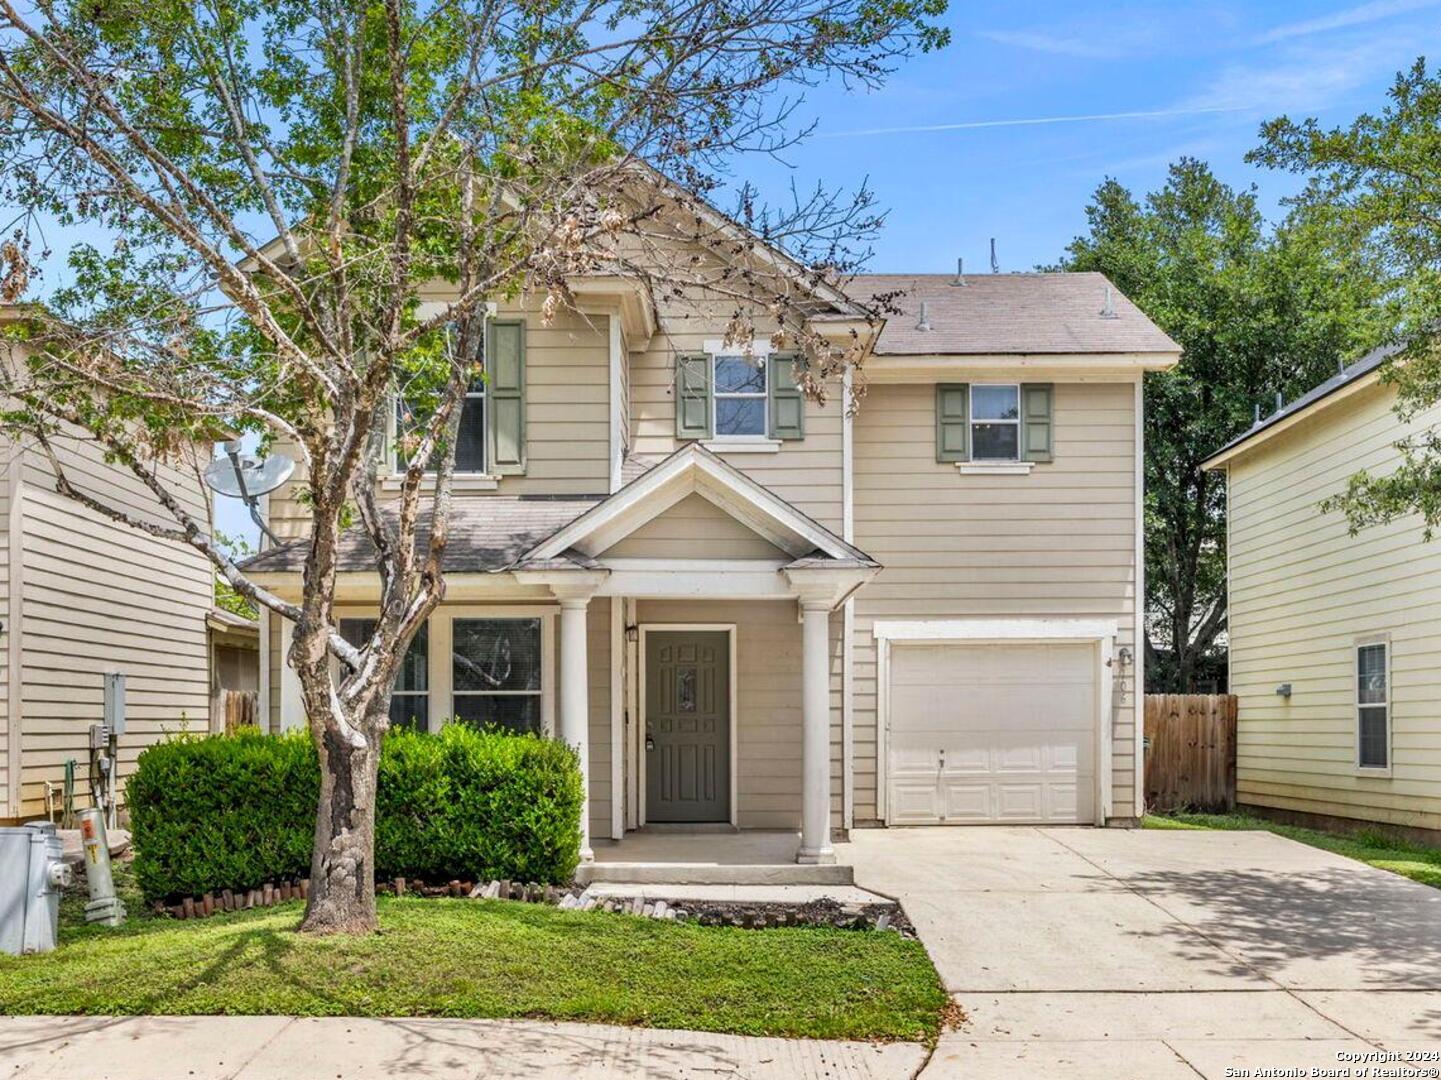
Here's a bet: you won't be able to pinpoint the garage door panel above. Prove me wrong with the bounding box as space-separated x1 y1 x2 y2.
942 784 991 821
887 642 1098 825
890 780 942 824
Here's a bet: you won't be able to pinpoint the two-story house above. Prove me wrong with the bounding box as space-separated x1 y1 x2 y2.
1203 343 1441 842
244 256 1179 870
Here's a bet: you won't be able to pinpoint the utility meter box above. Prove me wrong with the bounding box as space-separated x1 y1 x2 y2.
0 823 72 955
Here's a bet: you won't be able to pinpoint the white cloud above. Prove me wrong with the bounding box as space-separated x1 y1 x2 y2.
820 105 1249 139
1254 0 1441 45
976 29 1127 59
1183 32 1425 116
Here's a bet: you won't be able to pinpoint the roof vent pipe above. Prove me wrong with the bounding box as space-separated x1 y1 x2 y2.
1099 286 1118 319
950 258 967 287
916 300 931 332
1275 391 1284 413
1254 403 1261 426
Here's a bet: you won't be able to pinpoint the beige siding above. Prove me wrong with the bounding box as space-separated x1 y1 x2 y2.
265 304 612 540
600 493 785 560
13 435 212 819
850 381 1140 823
0 454 10 815
629 305 845 532
1226 380 1441 833
637 598 842 830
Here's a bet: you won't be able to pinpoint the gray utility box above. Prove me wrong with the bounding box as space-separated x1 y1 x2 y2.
0 823 73 955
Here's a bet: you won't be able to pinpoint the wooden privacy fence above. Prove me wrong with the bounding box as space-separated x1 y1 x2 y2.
221 689 260 734
1144 694 1237 813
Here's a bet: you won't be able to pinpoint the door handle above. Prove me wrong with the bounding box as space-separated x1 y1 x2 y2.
645 735 656 752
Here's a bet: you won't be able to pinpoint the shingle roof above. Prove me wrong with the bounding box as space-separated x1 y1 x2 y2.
1202 342 1401 468
241 495 601 574
848 272 1181 357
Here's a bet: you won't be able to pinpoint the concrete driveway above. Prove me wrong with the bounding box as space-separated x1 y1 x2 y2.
841 826 1441 1079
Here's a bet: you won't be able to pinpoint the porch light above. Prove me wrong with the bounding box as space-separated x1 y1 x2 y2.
625 623 639 643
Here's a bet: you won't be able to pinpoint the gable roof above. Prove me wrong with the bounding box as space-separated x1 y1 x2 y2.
1201 342 1401 470
847 272 1181 357
525 442 875 565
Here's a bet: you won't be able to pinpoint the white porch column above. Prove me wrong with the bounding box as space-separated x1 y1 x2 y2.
798 599 835 865
559 595 594 863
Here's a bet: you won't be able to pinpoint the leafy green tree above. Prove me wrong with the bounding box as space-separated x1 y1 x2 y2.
213 531 257 620
0 0 946 931
1251 59 1441 535
1057 159 1386 692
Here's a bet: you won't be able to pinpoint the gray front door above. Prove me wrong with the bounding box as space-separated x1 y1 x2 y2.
645 630 730 823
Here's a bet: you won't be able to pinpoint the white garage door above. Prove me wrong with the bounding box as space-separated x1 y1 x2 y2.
887 642 1097 824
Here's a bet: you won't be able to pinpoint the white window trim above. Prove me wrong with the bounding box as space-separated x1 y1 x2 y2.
333 603 556 736
957 461 1034 476
1355 634 1393 777
387 301 499 482
970 382 1021 463
871 618 1117 827
702 438 781 454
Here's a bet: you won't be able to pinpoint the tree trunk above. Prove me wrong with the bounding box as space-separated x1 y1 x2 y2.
300 720 382 934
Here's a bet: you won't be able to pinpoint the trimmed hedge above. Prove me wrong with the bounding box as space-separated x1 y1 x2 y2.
128 725 583 903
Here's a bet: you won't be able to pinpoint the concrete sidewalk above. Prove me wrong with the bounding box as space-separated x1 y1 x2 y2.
0 1014 927 1079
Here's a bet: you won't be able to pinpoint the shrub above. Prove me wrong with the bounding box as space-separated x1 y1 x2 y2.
127 725 583 903
127 730 318 903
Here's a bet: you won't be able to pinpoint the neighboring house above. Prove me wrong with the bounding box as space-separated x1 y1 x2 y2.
207 607 260 732
1204 343 1441 841
0 306 215 823
245 260 1179 864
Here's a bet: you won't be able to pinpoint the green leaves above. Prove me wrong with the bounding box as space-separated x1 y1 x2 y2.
1058 159 1388 691
1253 59 1441 539
127 725 584 902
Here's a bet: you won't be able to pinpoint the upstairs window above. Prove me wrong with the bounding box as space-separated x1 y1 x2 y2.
713 356 768 437
970 384 1020 461
394 323 487 474
1356 641 1389 770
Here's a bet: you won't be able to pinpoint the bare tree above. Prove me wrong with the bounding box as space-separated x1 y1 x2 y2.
0 0 946 932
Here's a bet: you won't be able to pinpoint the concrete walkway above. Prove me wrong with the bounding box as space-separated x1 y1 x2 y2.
0 1015 926 1079
840 825 1441 1079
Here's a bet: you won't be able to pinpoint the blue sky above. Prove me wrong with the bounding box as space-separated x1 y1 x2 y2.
739 0 1441 274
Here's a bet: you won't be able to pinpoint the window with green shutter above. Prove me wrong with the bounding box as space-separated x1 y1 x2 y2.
936 383 969 462
487 320 526 474
1020 383 1054 463
768 355 805 440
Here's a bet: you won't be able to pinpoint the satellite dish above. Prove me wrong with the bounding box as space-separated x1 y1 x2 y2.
203 453 294 498
204 441 294 545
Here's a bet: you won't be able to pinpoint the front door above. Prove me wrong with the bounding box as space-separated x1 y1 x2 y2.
645 630 730 823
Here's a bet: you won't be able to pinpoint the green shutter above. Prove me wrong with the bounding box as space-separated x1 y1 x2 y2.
487 320 526 474
936 383 969 462
1021 383 1053 463
768 355 805 440
674 354 712 439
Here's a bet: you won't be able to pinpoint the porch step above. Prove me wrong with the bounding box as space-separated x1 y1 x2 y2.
575 862 854 887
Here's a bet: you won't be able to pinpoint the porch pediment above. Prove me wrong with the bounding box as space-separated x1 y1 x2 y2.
522 443 875 567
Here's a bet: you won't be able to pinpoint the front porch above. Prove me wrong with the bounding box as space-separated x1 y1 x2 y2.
579 829 855 885
249 445 880 874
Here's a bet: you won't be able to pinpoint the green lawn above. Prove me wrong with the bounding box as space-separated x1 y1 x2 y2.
0 866 944 1041
1144 811 1441 890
